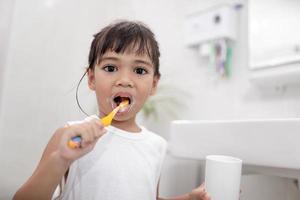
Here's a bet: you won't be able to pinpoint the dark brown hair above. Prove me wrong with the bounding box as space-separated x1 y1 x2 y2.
76 20 161 115
88 20 160 76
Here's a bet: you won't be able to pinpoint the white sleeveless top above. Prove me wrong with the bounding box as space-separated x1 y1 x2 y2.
58 116 167 200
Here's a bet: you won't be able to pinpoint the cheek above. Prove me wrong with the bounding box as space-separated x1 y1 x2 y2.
146 81 156 96
95 77 111 91
136 84 154 102
147 87 154 96
95 83 111 101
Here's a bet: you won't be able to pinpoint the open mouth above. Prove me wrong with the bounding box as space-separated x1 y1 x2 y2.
113 96 131 106
112 95 132 114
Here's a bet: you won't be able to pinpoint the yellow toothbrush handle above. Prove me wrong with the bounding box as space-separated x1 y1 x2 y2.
68 100 129 148
101 115 113 127
68 118 110 148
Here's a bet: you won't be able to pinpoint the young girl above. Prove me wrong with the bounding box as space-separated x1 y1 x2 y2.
13 20 210 200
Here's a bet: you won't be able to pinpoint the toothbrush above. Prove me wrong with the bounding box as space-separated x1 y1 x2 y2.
68 100 129 148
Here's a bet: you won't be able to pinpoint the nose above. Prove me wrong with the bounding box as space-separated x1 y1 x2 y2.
115 72 134 88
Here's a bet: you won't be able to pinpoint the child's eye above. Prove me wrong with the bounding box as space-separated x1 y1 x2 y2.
103 65 117 72
134 67 148 75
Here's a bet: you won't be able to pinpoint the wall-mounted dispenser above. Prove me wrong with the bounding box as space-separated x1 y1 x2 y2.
184 4 238 47
184 3 241 77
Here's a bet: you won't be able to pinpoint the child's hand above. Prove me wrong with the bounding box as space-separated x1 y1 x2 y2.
58 117 106 163
189 183 211 200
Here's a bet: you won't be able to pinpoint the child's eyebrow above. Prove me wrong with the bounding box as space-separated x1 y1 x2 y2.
100 56 118 62
134 59 153 67
100 56 153 67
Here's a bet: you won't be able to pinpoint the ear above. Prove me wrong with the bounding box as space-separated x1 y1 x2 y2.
87 68 96 91
150 75 160 96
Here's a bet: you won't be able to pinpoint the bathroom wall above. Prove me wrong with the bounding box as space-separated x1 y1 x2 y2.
0 0 15 115
1 0 300 199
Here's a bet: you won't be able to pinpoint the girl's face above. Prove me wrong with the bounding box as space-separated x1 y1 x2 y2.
88 50 159 131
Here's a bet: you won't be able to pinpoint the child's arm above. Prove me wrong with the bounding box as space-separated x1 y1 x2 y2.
13 127 70 200
13 118 106 200
157 183 211 200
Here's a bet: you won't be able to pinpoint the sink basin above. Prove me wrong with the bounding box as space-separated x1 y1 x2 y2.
169 119 300 170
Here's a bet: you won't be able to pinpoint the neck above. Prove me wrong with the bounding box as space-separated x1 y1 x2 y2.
111 117 141 133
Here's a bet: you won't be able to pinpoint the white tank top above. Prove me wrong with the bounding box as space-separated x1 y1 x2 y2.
59 117 167 200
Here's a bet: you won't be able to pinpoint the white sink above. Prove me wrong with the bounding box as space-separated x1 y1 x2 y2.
169 119 300 170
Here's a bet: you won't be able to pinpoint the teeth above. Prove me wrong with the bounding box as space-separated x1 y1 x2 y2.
119 106 127 112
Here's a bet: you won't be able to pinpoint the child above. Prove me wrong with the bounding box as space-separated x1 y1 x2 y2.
13 20 210 200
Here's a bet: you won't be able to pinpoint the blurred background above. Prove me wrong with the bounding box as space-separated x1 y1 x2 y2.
1 0 300 199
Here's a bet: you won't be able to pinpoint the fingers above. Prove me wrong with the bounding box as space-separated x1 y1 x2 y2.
79 137 99 154
190 184 211 200
67 118 106 148
81 119 106 147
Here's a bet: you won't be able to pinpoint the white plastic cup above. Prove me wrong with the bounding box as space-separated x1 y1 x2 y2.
205 155 242 200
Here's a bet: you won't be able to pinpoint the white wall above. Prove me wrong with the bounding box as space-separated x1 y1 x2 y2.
1 0 300 199
0 0 15 115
